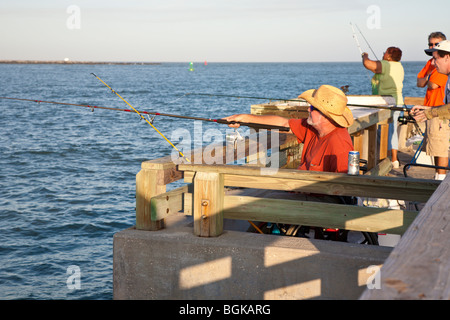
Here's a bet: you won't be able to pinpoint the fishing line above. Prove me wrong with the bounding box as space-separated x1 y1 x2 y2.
91 73 192 162
355 23 379 61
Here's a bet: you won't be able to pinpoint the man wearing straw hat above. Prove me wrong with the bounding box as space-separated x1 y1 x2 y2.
224 84 354 173
225 85 355 239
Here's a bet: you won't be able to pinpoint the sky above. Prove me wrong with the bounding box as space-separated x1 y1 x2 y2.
0 0 449 62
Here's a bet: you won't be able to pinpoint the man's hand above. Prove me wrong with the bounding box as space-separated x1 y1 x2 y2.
222 114 247 128
411 105 430 122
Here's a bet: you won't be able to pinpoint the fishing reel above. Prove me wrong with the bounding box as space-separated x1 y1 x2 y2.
398 114 416 125
398 111 424 137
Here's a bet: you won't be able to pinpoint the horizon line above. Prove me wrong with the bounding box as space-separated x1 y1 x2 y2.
0 59 428 64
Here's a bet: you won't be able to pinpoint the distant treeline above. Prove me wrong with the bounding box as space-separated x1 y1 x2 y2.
0 60 161 65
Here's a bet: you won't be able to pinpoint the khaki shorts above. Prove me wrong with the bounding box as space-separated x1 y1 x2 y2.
424 117 450 157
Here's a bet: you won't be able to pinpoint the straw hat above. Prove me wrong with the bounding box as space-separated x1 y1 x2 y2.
298 85 354 128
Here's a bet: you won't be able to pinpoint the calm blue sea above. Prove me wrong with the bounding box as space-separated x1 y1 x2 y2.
0 61 427 299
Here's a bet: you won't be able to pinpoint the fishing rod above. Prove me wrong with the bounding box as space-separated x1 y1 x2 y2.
350 22 363 56
184 92 409 111
0 96 291 131
0 95 289 132
0 94 407 113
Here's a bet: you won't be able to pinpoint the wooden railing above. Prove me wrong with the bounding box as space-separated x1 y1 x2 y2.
178 162 437 237
360 175 450 300
136 130 439 237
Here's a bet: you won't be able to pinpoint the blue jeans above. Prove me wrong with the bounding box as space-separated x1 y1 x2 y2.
388 110 401 151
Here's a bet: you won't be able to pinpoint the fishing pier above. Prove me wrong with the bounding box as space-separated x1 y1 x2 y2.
113 96 448 300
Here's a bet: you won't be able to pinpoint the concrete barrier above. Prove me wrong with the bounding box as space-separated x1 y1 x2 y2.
113 214 391 300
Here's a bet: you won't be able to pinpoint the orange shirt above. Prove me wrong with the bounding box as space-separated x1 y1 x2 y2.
417 59 448 106
289 118 354 173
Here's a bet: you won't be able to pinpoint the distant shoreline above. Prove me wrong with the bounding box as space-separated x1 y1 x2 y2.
0 60 161 65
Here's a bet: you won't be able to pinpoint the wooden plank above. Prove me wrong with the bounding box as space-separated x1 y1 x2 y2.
193 172 224 237
222 174 434 202
250 101 309 119
179 164 439 202
346 95 396 106
223 195 418 235
365 157 393 177
150 185 190 221
348 108 392 135
360 176 450 300
404 96 424 105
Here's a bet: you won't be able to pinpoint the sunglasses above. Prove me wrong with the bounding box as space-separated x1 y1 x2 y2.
309 105 317 112
428 42 440 47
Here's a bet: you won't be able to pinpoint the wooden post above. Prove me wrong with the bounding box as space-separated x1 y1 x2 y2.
367 124 377 170
193 172 224 237
353 131 364 157
136 168 166 231
379 121 389 160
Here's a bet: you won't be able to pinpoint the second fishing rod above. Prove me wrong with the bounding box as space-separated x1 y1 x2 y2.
184 92 411 112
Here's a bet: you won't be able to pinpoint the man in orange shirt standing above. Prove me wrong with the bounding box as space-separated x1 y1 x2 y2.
416 32 449 180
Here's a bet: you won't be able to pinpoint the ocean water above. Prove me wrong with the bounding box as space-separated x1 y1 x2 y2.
0 61 427 299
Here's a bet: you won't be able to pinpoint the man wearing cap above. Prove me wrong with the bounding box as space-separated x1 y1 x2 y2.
415 33 449 180
411 39 450 180
224 85 354 173
417 32 447 106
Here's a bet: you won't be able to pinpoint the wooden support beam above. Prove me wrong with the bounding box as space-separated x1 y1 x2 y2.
365 157 393 177
193 172 224 237
150 184 190 221
223 195 418 235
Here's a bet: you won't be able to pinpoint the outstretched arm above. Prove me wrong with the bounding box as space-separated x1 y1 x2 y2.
412 104 450 122
223 114 291 132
